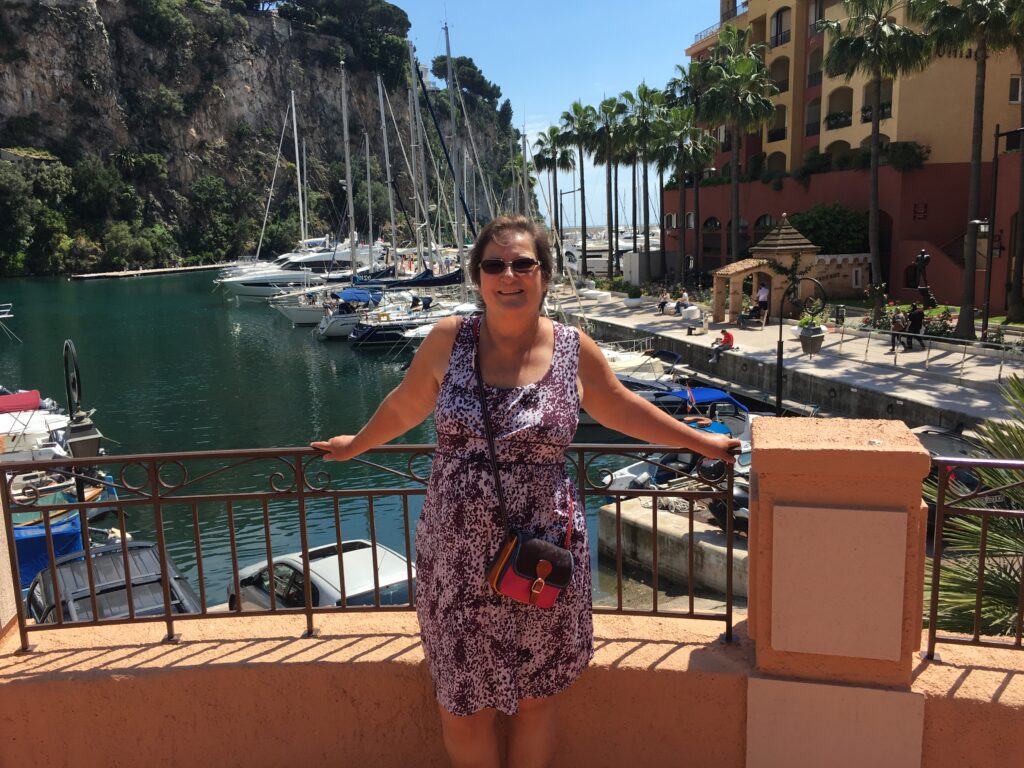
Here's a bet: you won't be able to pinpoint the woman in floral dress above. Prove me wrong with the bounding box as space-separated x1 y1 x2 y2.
313 215 738 768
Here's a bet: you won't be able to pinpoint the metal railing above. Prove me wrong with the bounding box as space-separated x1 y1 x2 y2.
826 323 1024 387
826 111 853 129
807 70 823 88
767 127 788 143
805 122 821 136
927 456 1024 657
769 29 792 49
861 103 893 123
2 444 736 651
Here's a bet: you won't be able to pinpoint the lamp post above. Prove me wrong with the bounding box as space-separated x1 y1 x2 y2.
776 276 827 416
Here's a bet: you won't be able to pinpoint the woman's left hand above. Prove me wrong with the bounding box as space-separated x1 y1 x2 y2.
700 435 743 464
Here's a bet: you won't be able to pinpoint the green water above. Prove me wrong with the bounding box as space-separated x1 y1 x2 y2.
0 272 624 604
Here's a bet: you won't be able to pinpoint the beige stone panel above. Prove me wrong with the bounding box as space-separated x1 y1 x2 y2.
771 504 907 660
747 676 924 768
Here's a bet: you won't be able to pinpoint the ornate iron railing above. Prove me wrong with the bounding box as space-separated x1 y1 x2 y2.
2 444 738 651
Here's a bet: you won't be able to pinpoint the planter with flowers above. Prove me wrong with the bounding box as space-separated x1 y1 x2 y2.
796 309 829 355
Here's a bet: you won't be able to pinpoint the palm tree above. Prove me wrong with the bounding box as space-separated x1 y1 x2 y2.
533 126 575 273
559 101 598 276
700 24 777 264
621 83 666 283
911 0 1014 339
593 97 627 279
658 105 717 284
822 1 931 324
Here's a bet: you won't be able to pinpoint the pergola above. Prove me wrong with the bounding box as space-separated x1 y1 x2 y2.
710 214 821 323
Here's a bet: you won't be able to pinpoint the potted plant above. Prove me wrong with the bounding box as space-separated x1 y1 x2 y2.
623 284 644 309
797 309 828 355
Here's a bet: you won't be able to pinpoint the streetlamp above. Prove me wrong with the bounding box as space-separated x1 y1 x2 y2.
776 276 828 416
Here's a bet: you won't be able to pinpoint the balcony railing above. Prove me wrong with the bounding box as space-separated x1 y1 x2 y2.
806 122 821 136
1 444 738 651
809 19 824 36
861 102 893 123
774 78 790 94
769 29 791 49
694 21 721 43
767 127 787 142
825 111 853 129
721 1 749 23
807 70 823 88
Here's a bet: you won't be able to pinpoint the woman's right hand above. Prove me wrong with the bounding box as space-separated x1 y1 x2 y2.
311 435 360 462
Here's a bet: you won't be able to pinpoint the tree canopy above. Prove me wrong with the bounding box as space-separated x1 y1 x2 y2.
431 55 502 104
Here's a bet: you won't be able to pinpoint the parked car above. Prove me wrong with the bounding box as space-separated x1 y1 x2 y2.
228 539 415 610
26 541 202 624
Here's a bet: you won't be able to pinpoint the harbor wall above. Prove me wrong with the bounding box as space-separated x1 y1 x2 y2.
575 313 977 430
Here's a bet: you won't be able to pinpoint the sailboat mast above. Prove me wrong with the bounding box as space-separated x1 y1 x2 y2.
377 75 398 261
255 103 291 262
365 133 373 257
340 59 357 272
290 91 306 245
407 87 424 269
408 41 434 268
443 23 466 300
521 130 531 218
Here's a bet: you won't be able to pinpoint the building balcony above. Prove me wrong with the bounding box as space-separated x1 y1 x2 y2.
861 102 893 122
769 29 791 49
825 111 853 129
767 127 787 142
807 70 822 88
773 78 789 94
809 19 824 36
805 122 821 136
2 430 1023 766
721 1 749 23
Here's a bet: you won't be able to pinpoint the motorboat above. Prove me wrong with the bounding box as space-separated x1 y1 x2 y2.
272 286 385 326
345 301 477 348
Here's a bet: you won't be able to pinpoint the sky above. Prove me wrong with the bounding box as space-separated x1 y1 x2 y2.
402 0 721 229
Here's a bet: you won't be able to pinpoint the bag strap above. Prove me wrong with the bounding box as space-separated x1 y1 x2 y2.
473 316 574 549
473 316 511 533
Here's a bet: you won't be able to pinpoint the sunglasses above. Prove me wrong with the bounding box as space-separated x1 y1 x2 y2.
479 258 540 275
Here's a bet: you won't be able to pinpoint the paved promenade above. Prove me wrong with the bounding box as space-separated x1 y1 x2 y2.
554 288 1022 426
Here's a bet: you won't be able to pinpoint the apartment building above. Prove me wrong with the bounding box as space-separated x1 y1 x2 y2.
669 0 1021 310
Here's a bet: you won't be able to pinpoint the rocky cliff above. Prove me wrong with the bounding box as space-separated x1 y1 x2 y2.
0 0 518 271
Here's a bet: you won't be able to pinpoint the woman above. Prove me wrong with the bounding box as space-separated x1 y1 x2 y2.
313 215 738 767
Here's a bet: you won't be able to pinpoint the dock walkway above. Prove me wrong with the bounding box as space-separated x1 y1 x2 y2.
71 263 231 280
555 288 1021 427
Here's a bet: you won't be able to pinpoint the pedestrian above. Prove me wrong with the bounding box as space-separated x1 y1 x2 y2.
889 307 908 352
312 215 738 766
756 282 770 320
906 303 926 350
708 328 734 364
674 290 690 315
656 289 671 315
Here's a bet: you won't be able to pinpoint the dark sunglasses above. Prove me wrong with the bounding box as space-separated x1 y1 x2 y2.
479 257 540 275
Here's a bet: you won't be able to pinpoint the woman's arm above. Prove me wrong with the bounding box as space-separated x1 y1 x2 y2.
311 316 461 461
577 332 741 463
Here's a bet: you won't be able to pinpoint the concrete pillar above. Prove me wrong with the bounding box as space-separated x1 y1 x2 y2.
746 418 932 768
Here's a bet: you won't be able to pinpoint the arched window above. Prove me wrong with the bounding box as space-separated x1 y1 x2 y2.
685 212 695 230
770 56 790 93
753 214 776 244
861 79 894 123
826 86 854 129
767 105 787 143
859 133 890 150
825 140 852 169
770 6 792 48
805 97 821 136
703 217 722 231
766 152 787 173
807 47 823 87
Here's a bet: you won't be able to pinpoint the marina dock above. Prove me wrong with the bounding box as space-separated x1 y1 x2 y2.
71 263 231 280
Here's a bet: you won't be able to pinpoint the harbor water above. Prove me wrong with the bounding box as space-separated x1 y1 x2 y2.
0 272 644 606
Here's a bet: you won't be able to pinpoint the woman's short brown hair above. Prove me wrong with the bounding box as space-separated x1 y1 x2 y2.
468 215 553 287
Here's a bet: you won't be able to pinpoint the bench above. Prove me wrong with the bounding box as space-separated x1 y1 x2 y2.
737 311 768 330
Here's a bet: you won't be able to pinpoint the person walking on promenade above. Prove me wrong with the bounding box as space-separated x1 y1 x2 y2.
889 307 908 352
312 215 739 768
906 303 926 350
708 328 734 365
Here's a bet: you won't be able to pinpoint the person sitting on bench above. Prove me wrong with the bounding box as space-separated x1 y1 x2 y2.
657 290 671 315
673 290 690 315
738 304 762 328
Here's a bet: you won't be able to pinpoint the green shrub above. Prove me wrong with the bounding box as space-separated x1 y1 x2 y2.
129 0 195 46
887 141 930 172
789 203 868 255
626 284 643 299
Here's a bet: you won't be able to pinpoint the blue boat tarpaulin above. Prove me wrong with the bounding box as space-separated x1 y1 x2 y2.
689 419 732 435
14 515 86 588
334 288 381 304
665 387 749 412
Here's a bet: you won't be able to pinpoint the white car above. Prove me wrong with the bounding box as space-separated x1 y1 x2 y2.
228 540 415 610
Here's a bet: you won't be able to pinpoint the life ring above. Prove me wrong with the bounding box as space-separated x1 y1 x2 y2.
683 416 712 429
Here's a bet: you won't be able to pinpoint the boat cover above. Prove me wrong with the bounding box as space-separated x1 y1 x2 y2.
333 288 382 304
353 268 464 288
14 516 86 588
667 387 750 412
689 419 732 435
0 389 41 414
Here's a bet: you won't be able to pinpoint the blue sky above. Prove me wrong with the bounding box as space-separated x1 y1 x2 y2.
403 0 721 228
